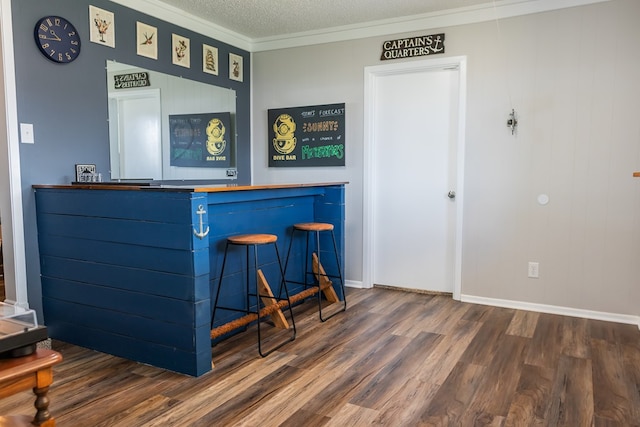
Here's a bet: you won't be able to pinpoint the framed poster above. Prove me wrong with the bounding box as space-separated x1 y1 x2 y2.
172 33 190 68
229 53 243 82
169 112 232 168
136 22 157 59
203 44 218 75
268 103 345 167
89 5 115 48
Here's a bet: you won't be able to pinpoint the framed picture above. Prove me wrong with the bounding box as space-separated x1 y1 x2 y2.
172 33 190 68
229 53 243 82
89 5 115 48
268 103 346 167
136 22 157 60
75 164 96 182
202 44 218 75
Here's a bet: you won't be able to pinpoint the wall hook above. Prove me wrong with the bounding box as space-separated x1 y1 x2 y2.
193 204 210 239
507 109 518 135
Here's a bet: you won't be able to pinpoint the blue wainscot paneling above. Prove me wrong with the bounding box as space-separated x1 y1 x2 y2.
33 183 346 376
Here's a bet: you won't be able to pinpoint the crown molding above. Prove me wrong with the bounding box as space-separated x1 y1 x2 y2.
112 0 611 53
109 0 253 51
251 0 611 51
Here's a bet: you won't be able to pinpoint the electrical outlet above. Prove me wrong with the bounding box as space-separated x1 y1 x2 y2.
528 262 539 278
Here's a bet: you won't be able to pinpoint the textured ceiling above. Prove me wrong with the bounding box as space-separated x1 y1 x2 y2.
157 0 494 39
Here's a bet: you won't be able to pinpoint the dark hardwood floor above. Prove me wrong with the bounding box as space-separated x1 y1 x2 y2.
1 287 639 426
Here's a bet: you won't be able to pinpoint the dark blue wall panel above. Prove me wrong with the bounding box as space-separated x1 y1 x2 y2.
12 0 251 323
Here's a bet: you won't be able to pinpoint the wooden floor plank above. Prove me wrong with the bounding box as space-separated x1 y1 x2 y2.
415 319 485 385
373 376 440 425
561 316 591 359
296 333 413 418
525 313 564 368
506 310 540 338
504 363 556 427
323 402 379 426
591 337 634 424
459 334 530 420
545 355 594 426
279 409 330 427
348 331 443 408
621 342 640 422
419 361 486 425
1 287 638 426
459 306 515 366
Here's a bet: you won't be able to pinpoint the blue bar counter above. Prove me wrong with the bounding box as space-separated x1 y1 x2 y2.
33 182 346 376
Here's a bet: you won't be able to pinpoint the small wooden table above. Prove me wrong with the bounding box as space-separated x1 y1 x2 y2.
0 349 63 426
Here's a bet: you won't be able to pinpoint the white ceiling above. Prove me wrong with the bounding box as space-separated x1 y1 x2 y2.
155 0 498 39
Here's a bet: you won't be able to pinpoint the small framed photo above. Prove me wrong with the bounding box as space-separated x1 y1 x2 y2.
202 44 218 75
229 53 243 82
136 22 157 60
89 5 115 48
172 33 190 68
75 164 96 182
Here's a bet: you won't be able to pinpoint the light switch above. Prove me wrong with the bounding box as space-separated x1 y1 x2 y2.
20 123 34 144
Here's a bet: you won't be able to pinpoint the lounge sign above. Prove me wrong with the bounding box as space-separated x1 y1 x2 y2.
380 33 445 61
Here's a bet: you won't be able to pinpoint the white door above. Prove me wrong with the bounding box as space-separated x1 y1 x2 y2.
365 58 465 295
108 89 162 180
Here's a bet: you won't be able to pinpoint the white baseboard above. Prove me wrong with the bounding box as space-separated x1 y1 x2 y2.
345 280 366 289
461 294 640 330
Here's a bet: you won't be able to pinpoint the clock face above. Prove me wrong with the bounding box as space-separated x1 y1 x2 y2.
34 16 81 64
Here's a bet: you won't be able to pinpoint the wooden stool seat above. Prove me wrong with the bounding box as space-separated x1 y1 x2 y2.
227 234 277 245
293 222 334 232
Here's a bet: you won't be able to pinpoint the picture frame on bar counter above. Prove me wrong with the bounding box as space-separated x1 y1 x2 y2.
75 164 96 182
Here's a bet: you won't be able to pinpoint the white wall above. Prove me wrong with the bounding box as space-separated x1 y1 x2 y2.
252 0 640 319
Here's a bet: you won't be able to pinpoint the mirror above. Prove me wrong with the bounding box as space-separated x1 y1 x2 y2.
106 61 237 181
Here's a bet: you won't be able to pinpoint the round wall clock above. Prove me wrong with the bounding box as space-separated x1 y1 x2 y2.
34 16 81 64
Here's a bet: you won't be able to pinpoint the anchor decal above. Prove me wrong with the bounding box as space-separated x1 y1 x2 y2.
193 204 210 239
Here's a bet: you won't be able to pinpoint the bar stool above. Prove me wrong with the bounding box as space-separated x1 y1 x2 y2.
285 222 347 322
211 233 296 357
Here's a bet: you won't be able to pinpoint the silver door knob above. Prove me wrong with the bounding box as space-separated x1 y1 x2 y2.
447 191 456 199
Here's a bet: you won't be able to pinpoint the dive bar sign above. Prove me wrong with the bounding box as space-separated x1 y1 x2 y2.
269 103 345 167
380 33 445 61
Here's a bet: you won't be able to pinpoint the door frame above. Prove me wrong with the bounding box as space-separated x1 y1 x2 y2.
363 55 467 300
0 0 29 307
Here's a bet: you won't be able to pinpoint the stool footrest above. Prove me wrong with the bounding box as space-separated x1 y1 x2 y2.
211 300 286 340
210 285 323 340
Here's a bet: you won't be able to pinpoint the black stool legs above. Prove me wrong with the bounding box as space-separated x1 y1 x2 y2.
211 234 296 357
285 223 347 322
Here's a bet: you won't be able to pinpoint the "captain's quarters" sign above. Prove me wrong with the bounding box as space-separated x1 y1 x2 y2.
380 33 445 61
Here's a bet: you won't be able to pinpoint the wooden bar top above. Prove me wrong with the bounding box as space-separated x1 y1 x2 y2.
33 182 347 193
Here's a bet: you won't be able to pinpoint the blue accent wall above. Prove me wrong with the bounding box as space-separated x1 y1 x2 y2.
11 0 251 320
